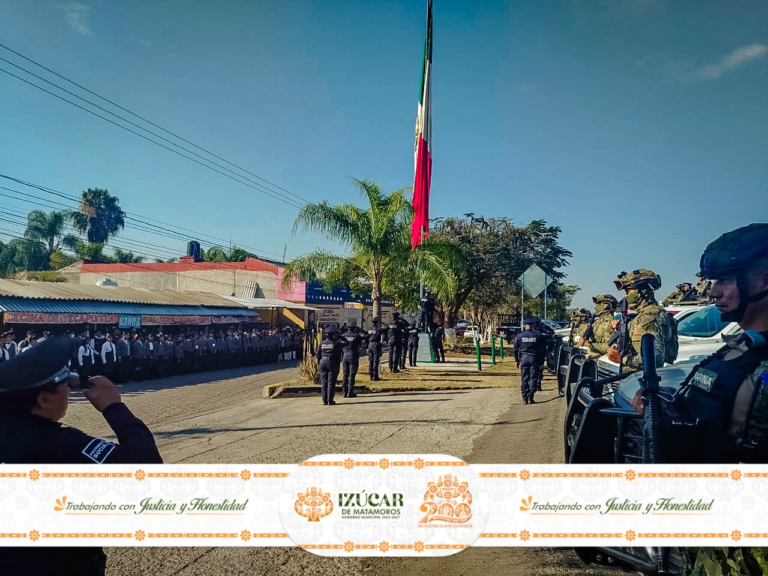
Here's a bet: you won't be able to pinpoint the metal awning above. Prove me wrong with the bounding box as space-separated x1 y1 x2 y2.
0 297 257 317
225 297 317 311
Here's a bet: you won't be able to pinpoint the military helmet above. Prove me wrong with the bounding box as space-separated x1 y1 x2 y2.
570 308 591 321
592 294 618 306
613 269 662 291
698 223 768 278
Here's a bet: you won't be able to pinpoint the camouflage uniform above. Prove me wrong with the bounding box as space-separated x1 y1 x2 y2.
694 278 711 301
682 546 768 575
568 308 591 347
663 284 685 306
623 293 671 372
586 294 617 358
613 269 676 373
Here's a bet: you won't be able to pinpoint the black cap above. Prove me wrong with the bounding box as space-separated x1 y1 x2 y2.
524 317 540 325
0 336 72 393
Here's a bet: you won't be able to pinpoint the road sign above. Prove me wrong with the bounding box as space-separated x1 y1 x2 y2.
517 264 547 298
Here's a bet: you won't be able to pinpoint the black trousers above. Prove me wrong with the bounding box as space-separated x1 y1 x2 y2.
342 358 359 394
319 358 335 404
368 345 381 380
399 341 408 368
408 343 418 366
388 341 400 372
520 355 537 401
432 339 445 362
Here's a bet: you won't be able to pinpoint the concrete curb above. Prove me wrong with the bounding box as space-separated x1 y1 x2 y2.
265 382 501 399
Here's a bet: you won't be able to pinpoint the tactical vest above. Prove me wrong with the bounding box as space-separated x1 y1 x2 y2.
663 341 768 464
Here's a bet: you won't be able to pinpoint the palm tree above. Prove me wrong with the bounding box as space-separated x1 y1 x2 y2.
282 178 460 319
23 210 78 255
69 188 126 244
202 245 250 262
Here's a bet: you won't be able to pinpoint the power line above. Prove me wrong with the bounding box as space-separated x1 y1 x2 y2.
0 67 304 209
0 42 308 205
0 175 289 260
0 55 307 208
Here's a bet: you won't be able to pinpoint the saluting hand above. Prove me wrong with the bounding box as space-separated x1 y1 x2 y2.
82 376 122 413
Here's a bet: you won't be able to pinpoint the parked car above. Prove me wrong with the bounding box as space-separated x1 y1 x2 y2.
463 326 481 340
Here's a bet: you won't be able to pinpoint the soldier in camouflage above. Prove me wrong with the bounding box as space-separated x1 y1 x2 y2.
584 294 618 359
694 273 712 302
568 308 592 347
663 283 687 306
607 269 677 372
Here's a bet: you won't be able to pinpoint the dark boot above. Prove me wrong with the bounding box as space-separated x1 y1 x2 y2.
529 397 536 404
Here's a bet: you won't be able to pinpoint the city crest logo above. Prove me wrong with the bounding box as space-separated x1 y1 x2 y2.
419 474 472 524
295 487 333 522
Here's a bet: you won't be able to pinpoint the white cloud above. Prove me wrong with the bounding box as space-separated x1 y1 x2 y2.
59 2 92 36
698 44 768 80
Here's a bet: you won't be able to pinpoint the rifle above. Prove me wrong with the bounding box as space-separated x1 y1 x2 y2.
581 314 597 346
607 298 631 371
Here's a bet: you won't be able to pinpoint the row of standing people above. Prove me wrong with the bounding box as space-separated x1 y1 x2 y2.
67 326 303 382
315 315 447 406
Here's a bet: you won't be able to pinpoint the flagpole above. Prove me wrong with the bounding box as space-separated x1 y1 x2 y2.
419 226 425 299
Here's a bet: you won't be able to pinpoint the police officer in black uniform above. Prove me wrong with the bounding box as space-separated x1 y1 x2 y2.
432 323 446 362
316 327 347 405
514 317 548 404
341 320 363 398
418 291 436 333
387 313 404 374
408 323 420 366
398 314 410 370
0 336 163 576
366 318 385 381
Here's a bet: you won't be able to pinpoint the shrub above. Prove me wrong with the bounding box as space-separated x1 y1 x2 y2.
298 357 320 385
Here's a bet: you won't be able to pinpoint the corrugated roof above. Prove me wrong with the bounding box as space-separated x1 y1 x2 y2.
0 279 244 308
225 296 318 311
0 298 256 316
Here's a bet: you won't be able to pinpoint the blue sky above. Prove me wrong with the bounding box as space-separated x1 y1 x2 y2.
0 0 766 309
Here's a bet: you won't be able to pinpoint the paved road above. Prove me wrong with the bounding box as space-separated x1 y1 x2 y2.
60 363 618 576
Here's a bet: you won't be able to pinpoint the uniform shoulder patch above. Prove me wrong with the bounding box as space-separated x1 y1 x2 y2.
82 438 116 464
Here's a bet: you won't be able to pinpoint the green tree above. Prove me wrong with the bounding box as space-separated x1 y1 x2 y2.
430 215 573 327
112 248 145 263
23 210 78 256
69 188 126 244
282 178 459 319
73 241 111 263
0 238 49 277
202 245 250 262
49 250 77 270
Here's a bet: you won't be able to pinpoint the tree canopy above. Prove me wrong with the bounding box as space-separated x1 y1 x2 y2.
283 178 460 319
430 215 575 326
69 188 126 244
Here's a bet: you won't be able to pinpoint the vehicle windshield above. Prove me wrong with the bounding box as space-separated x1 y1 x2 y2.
676 306 730 338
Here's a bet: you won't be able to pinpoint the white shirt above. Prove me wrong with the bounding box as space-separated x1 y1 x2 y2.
78 344 94 366
101 341 116 364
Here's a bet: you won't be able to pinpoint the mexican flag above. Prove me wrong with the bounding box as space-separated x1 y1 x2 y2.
411 0 433 248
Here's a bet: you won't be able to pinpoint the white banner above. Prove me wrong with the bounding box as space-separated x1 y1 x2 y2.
1 458 767 554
